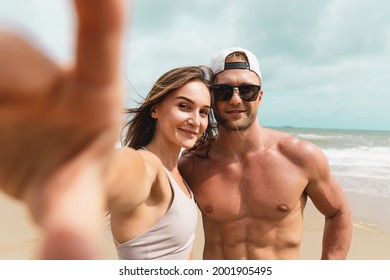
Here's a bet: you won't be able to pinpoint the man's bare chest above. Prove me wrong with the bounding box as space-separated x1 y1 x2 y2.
189 157 308 221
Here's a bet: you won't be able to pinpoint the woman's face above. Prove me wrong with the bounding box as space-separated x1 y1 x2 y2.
153 80 211 149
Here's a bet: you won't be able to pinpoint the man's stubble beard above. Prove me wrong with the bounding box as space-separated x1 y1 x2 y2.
215 111 257 132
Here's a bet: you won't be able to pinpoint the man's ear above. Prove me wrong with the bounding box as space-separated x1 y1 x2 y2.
258 90 264 107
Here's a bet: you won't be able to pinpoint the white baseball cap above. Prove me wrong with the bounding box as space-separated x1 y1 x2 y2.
209 47 262 80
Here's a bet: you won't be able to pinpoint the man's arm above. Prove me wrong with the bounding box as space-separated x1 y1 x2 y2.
303 142 353 260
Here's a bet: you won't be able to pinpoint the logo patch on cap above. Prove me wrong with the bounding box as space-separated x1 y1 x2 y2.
210 47 262 80
224 62 250 70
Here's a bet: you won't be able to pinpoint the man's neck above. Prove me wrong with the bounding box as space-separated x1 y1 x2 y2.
213 122 265 158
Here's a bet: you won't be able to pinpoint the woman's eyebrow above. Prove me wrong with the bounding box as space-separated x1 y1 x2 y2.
175 96 194 103
175 96 211 108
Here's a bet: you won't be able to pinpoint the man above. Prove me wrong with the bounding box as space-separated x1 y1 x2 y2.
179 47 352 260
0 0 126 259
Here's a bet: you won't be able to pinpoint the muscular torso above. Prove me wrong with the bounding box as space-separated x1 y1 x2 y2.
180 134 310 259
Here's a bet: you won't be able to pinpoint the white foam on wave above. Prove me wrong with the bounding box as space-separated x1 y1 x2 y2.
323 146 390 197
323 146 390 169
295 133 345 140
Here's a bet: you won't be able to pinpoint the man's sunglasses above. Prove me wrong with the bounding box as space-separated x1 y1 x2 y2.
212 84 261 102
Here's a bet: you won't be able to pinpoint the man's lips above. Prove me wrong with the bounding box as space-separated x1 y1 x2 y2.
226 109 246 114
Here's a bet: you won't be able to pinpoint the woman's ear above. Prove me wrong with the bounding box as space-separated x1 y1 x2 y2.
151 106 157 119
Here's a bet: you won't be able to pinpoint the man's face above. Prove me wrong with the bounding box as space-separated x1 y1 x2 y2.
212 68 263 132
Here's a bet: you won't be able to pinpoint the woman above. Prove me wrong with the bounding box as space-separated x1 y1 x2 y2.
109 66 215 260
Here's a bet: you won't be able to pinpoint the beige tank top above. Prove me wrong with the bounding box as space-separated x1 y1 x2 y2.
113 167 198 259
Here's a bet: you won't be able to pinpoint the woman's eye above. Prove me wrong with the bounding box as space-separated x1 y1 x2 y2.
200 109 210 116
178 103 190 110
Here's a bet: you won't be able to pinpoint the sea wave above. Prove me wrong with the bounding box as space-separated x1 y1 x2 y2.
323 147 390 169
336 173 390 198
294 133 346 140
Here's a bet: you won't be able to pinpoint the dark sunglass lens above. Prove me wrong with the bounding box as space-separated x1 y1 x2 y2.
239 85 260 101
213 85 233 101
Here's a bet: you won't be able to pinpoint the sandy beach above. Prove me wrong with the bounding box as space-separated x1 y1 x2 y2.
1 191 389 260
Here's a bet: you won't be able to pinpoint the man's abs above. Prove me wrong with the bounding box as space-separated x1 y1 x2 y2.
201 215 302 260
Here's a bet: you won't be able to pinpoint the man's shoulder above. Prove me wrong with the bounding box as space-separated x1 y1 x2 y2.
269 129 327 169
181 137 217 159
181 147 208 159
179 142 214 179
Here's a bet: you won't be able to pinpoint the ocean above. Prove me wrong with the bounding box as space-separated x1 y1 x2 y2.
273 127 390 232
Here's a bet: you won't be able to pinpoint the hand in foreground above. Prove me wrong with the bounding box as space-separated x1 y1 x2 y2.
0 0 126 259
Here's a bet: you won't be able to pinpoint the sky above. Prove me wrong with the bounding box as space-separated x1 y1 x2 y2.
1 0 390 131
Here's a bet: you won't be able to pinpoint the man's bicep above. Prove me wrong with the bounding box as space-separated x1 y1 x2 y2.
306 170 347 219
304 147 347 218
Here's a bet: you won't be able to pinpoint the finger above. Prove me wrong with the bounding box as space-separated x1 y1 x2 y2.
73 0 126 87
0 31 61 99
